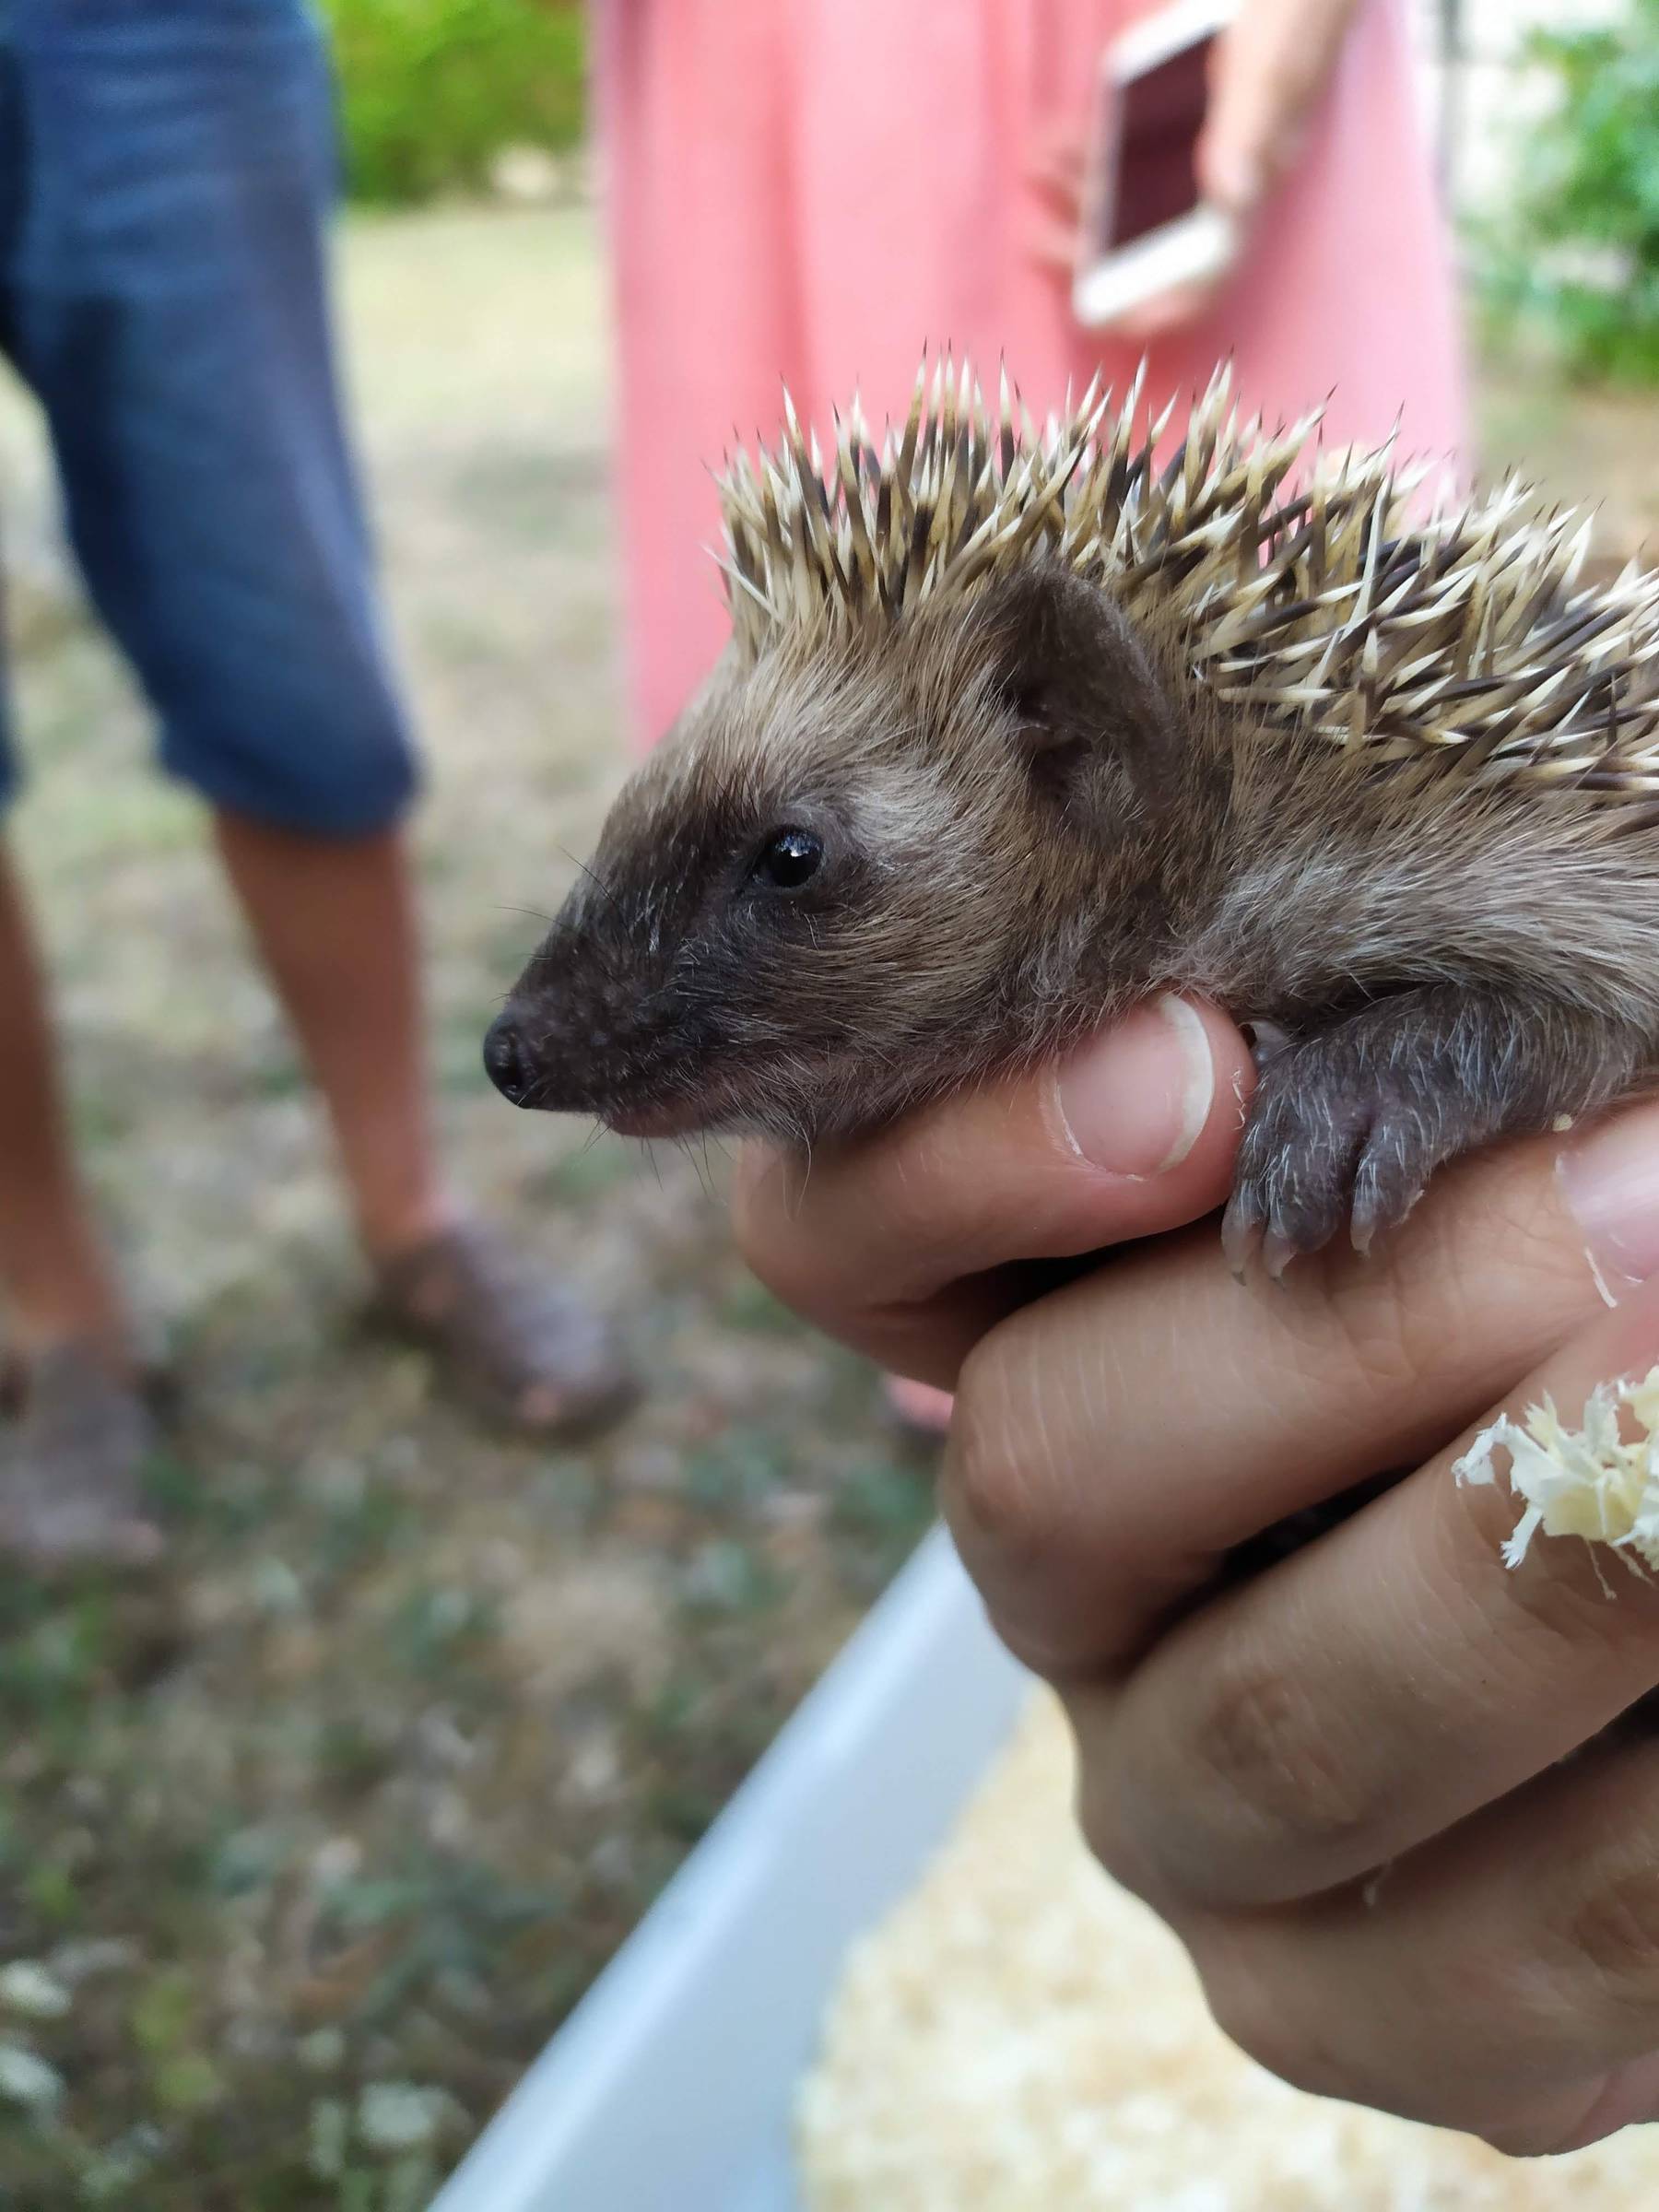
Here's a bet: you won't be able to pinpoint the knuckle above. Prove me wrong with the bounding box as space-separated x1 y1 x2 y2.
1181 1646 1384 1891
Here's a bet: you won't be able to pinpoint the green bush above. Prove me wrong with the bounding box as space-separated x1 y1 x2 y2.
1482 0 1659 382
317 0 586 206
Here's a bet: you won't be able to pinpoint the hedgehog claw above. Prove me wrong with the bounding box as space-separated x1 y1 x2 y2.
1260 1228 1299 1282
1220 1187 1264 1281
1226 1018 1461 1276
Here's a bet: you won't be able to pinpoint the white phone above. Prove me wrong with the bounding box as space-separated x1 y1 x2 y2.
1071 0 1239 333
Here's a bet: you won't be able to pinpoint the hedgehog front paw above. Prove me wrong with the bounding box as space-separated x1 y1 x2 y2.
1221 1042 1450 1280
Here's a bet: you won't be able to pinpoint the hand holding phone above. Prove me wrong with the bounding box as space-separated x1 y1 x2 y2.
1065 0 1361 336
1072 0 1239 333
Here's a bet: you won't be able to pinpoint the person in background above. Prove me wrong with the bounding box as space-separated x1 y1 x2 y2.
0 0 633 1567
592 0 1466 1431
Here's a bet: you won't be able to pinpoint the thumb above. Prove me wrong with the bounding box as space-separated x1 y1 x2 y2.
734 996 1253 1386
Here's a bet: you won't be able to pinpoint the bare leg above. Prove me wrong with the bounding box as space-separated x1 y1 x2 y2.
0 840 129 1362
0 840 160 1566
211 810 453 1261
213 809 635 1433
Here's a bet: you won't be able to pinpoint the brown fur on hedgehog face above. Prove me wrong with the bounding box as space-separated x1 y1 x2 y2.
488 567 1200 1144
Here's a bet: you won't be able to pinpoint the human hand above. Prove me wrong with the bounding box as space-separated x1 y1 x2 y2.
735 1000 1659 2148
734 996 1252 1390
1196 0 1362 220
1031 0 1361 339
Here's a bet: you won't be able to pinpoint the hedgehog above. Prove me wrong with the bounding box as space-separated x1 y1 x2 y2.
484 358 1659 1273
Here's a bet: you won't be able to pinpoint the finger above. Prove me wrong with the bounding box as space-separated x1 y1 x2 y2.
1100 279 1224 341
1027 216 1083 278
733 997 1253 1387
1196 0 1358 214
1026 141 1087 218
941 1100 1659 1680
1182 1730 1659 2148
1085 1268 1659 1912
1026 119 1089 178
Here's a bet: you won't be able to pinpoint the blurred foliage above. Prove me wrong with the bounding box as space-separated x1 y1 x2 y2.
1480 0 1659 382
317 0 585 205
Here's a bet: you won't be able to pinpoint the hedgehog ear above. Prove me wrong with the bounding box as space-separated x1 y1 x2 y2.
978 568 1182 821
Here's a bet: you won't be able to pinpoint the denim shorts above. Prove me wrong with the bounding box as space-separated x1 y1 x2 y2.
0 0 417 835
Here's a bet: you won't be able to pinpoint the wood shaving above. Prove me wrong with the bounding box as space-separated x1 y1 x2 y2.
797 1691 1659 2209
1455 1364 1659 1570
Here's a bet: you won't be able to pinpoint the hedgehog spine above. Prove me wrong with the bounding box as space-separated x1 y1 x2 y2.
715 356 1659 793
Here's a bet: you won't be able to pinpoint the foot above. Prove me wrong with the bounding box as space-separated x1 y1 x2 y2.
1222 1034 1453 1277
1218 984 1629 1279
371 1220 637 1438
0 1343 165 1570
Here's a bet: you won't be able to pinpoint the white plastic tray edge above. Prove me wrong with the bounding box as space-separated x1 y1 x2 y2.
429 1523 1030 2212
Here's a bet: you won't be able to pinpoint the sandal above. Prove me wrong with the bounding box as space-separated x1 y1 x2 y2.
371 1221 638 1439
0 1342 165 1570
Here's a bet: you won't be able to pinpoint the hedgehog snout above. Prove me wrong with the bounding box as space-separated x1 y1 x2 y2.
484 982 606 1106
486 925 668 1116
483 944 591 1100
483 1010 533 1106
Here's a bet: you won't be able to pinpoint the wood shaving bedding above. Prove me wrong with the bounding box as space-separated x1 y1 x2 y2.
797 1692 1659 2210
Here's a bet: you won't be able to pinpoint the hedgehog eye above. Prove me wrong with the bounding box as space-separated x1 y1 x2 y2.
751 828 823 891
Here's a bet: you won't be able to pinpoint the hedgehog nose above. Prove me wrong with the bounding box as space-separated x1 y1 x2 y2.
483 1013 534 1107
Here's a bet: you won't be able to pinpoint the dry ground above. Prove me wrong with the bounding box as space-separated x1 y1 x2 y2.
0 206 1653 2209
